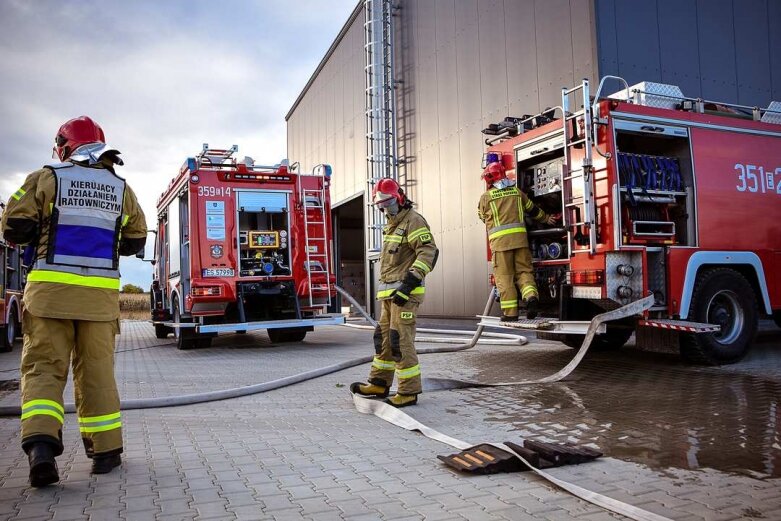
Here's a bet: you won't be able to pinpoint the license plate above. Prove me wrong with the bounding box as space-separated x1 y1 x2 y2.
202 268 235 277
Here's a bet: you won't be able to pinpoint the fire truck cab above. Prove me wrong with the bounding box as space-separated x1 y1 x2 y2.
0 238 24 352
483 77 781 364
149 145 344 350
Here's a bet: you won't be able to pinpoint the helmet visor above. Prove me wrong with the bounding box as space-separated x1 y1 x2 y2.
373 192 396 207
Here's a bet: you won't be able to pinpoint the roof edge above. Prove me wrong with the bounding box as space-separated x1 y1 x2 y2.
285 0 364 121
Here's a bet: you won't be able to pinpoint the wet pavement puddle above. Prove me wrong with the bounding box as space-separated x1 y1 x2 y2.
463 345 781 478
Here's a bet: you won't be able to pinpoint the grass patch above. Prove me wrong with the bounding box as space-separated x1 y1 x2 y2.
120 292 149 321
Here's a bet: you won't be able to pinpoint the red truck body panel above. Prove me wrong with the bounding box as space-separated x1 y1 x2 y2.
486 94 781 323
152 149 336 328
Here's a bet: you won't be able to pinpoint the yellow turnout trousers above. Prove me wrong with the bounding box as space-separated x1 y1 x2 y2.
368 299 422 395
493 247 538 317
20 311 122 456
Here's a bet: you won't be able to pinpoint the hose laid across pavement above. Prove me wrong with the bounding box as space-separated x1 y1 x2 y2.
0 288 664 520
0 286 497 417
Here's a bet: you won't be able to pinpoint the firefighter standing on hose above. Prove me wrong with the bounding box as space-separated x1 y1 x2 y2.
351 178 438 408
478 161 559 321
1 116 147 487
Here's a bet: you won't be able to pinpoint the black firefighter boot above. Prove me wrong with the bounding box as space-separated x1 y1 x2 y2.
526 297 539 320
28 443 59 487
91 451 122 475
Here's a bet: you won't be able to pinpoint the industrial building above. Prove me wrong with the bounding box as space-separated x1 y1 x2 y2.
286 0 781 317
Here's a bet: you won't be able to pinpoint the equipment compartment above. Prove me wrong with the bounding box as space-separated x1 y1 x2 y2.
516 148 568 263
236 191 291 277
613 122 697 246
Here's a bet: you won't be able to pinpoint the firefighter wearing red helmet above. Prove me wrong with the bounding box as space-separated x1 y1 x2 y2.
1 116 147 486
351 178 438 407
478 161 559 321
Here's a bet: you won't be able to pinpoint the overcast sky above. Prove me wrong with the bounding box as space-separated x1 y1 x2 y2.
0 0 356 288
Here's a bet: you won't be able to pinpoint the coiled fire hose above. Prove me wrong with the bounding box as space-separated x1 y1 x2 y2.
0 288 665 520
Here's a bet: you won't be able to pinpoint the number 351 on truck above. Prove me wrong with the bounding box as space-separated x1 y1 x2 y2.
482 77 781 364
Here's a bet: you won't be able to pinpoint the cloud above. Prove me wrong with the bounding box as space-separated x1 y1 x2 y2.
0 0 356 288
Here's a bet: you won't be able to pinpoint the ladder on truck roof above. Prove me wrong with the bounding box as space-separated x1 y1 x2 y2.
298 165 332 310
562 79 597 255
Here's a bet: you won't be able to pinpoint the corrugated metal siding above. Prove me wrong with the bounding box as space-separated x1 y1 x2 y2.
287 0 599 317
595 0 780 107
287 15 365 206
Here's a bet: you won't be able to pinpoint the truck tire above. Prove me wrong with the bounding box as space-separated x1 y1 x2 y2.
1 306 19 353
561 326 634 351
267 328 307 343
173 298 198 350
773 311 781 329
154 324 173 339
679 268 758 365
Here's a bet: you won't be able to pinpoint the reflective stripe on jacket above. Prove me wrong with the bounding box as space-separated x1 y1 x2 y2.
376 208 438 301
477 184 547 252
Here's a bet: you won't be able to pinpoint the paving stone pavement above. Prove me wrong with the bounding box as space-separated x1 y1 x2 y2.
0 320 779 521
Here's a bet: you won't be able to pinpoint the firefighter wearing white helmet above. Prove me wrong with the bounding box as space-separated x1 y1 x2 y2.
478 161 559 321
351 178 438 407
1 116 147 486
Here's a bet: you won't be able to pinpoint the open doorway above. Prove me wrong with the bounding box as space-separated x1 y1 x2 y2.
332 193 366 315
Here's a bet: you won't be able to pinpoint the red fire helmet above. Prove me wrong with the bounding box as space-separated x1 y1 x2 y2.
372 177 405 206
482 161 507 185
54 116 106 161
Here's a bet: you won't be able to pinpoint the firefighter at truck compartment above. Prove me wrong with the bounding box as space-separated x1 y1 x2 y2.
478 161 559 321
351 178 438 408
1 116 147 487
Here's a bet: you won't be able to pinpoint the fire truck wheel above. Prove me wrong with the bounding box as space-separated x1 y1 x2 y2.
680 268 758 365
773 312 781 330
560 326 633 351
155 324 173 339
1 306 19 352
267 328 307 343
173 298 198 350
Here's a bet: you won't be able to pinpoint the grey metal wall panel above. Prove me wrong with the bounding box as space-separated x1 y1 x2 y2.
436 0 459 140
594 0 618 75
287 0 600 316
733 0 772 105
595 0 780 107
534 0 575 109
614 0 661 82
696 0 739 101
455 0 482 129
478 0 509 120
571 0 598 85
504 0 540 116
656 0 700 96
771 0 781 101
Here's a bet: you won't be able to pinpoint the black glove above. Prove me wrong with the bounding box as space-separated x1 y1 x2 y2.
392 272 421 307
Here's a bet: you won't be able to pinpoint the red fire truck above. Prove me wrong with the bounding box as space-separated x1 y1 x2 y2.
149 145 343 349
0 235 24 352
482 77 781 364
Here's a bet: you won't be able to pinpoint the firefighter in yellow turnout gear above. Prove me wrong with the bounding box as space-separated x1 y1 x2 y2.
351 178 438 408
478 161 559 321
1 116 146 487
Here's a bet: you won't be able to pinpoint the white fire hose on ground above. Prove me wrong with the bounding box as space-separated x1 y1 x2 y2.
0 285 665 520
335 285 528 346
341 286 667 521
